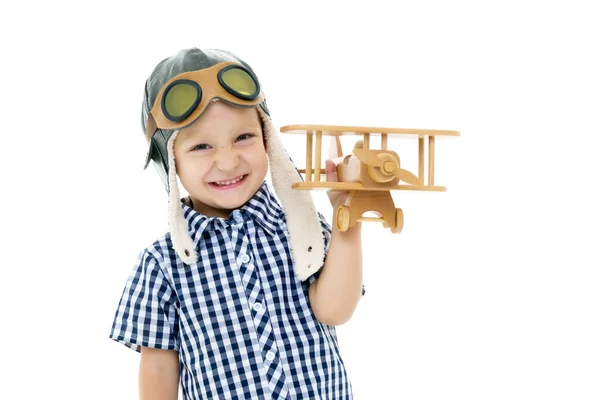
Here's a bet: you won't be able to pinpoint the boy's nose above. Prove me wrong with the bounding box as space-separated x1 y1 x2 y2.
214 147 240 171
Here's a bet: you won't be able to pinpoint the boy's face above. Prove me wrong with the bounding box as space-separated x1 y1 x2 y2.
173 101 268 218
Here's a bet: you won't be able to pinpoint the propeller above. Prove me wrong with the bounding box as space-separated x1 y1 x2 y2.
355 148 423 185
393 167 421 185
353 148 384 167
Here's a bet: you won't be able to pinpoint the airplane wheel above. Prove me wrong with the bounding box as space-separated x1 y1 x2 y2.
391 208 404 233
336 205 350 232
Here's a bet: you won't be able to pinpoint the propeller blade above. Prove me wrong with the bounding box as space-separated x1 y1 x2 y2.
335 136 343 158
394 168 421 185
353 149 383 167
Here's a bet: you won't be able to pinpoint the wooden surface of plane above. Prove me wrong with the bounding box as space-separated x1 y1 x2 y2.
280 124 460 137
280 124 459 193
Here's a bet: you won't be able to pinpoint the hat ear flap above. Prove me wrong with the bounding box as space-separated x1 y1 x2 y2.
167 131 198 265
145 134 172 192
258 109 326 281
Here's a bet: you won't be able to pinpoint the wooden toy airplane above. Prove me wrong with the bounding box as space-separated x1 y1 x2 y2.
279 124 460 233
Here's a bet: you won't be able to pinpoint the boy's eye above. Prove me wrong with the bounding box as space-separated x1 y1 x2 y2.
236 133 254 142
191 144 210 151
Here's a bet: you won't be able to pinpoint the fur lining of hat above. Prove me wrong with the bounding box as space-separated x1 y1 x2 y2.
167 131 198 265
257 108 325 281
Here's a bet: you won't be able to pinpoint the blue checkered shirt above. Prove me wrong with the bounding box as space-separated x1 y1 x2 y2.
110 182 355 399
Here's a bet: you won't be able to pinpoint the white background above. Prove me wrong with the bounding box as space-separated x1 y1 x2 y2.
1 0 599 399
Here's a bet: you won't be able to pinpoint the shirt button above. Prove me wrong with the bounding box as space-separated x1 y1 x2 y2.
232 210 243 222
240 254 250 263
253 302 262 311
265 351 275 361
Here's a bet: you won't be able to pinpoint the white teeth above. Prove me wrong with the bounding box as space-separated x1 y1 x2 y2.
214 175 244 186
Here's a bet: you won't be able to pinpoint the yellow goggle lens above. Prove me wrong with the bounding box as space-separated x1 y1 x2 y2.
164 82 199 118
220 67 257 96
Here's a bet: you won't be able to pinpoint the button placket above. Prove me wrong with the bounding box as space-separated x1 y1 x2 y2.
228 211 285 393
229 216 265 322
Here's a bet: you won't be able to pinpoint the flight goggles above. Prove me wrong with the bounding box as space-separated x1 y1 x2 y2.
146 61 264 139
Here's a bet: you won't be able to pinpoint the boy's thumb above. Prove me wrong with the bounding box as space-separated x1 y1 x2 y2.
325 159 338 182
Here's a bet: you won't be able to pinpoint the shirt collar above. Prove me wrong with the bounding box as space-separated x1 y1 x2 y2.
181 181 283 245
239 181 284 235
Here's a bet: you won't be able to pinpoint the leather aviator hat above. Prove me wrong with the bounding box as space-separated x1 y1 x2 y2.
140 47 325 281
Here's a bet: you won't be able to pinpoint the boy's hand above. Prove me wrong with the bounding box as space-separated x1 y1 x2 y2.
325 159 349 210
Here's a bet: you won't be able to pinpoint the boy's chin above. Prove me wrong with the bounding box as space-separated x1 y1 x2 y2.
209 190 256 212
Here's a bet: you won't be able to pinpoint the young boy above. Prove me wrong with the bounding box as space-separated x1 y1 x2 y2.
110 47 364 400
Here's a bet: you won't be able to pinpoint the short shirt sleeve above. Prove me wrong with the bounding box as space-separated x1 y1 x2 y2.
303 212 366 296
109 249 180 353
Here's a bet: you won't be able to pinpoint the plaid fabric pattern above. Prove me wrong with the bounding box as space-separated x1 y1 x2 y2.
110 181 358 399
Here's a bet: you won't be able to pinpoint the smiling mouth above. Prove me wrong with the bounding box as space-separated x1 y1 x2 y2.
209 175 247 187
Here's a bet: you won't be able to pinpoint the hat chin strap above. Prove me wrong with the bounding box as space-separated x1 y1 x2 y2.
166 113 325 281
167 131 198 265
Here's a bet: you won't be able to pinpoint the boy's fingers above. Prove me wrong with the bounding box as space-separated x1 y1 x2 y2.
325 160 338 182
